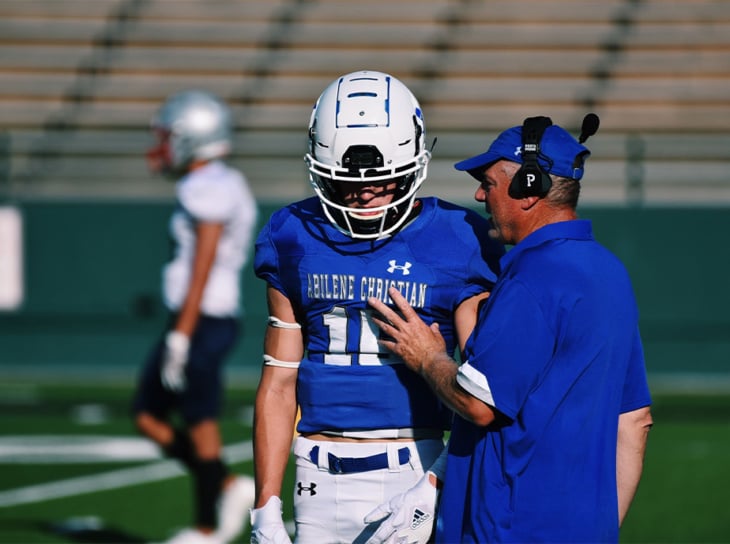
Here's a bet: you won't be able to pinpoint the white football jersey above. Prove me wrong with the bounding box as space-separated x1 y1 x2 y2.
163 160 257 317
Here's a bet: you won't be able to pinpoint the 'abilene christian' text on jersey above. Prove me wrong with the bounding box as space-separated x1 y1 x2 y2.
254 196 503 434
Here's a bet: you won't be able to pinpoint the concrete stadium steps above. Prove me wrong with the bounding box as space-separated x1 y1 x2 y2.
3 46 730 77
2 68 728 139
7 122 729 205
0 0 728 203
8 19 729 49
3 0 726 23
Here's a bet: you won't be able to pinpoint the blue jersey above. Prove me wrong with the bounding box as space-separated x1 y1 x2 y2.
255 196 503 433
438 220 652 543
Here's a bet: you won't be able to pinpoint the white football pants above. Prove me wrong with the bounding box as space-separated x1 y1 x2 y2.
291 435 444 544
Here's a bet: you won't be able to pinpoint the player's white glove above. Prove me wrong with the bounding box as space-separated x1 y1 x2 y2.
250 496 292 544
363 472 439 544
160 331 190 393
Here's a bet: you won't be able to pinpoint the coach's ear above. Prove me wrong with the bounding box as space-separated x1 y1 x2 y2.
520 195 540 210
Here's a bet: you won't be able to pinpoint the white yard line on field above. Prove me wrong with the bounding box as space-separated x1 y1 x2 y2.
0 435 161 463
0 439 253 508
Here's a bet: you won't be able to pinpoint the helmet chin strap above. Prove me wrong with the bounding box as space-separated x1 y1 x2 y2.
327 195 422 240
347 209 386 220
331 206 387 239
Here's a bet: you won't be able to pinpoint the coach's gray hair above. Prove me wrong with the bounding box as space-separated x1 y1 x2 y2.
545 175 581 209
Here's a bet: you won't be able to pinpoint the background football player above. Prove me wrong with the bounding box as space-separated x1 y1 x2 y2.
132 89 258 544
249 70 505 543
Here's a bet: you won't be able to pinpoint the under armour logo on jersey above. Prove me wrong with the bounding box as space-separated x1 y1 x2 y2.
514 145 523 157
297 481 317 496
387 260 412 275
410 507 432 530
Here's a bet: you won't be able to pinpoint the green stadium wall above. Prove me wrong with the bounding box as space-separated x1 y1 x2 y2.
0 200 728 384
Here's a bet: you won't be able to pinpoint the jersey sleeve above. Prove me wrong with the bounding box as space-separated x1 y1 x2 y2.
254 217 292 299
453 208 504 306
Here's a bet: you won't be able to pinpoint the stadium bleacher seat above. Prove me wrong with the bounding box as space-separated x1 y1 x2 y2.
0 0 729 204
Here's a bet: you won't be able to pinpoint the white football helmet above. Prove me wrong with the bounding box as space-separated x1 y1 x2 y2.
147 89 233 176
305 71 431 239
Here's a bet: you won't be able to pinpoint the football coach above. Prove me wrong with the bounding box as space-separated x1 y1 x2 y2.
368 115 653 543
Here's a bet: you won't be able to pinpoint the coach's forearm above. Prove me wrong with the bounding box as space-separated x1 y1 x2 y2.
419 352 495 427
617 405 653 525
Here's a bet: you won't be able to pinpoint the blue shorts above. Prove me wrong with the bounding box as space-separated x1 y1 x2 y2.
132 314 239 425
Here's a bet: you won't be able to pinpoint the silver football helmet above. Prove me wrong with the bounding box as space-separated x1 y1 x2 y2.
305 71 431 239
147 89 233 175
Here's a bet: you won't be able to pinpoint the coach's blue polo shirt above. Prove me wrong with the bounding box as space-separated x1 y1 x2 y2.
437 219 651 544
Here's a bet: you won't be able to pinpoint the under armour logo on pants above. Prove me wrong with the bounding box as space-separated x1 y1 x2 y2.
297 481 317 496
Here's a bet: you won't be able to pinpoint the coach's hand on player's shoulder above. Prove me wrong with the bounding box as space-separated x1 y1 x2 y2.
363 471 439 544
250 496 292 544
161 330 190 392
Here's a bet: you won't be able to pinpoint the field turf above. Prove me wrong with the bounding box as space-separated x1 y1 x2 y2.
0 379 728 543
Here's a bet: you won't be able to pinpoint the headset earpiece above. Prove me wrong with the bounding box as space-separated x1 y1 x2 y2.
509 116 553 199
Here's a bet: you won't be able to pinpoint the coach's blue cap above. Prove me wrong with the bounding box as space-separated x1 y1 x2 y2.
454 124 591 181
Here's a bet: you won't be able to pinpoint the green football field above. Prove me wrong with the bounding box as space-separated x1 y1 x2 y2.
0 378 728 543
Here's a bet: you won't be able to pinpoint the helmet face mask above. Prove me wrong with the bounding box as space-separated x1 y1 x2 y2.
305 71 430 239
147 89 233 177
146 128 175 176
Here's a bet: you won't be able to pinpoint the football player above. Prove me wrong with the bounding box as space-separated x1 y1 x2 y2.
132 89 258 544
249 71 505 543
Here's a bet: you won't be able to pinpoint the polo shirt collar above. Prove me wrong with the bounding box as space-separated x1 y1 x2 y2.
500 219 593 269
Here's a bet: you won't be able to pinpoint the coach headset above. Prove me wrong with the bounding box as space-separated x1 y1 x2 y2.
508 114 600 199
